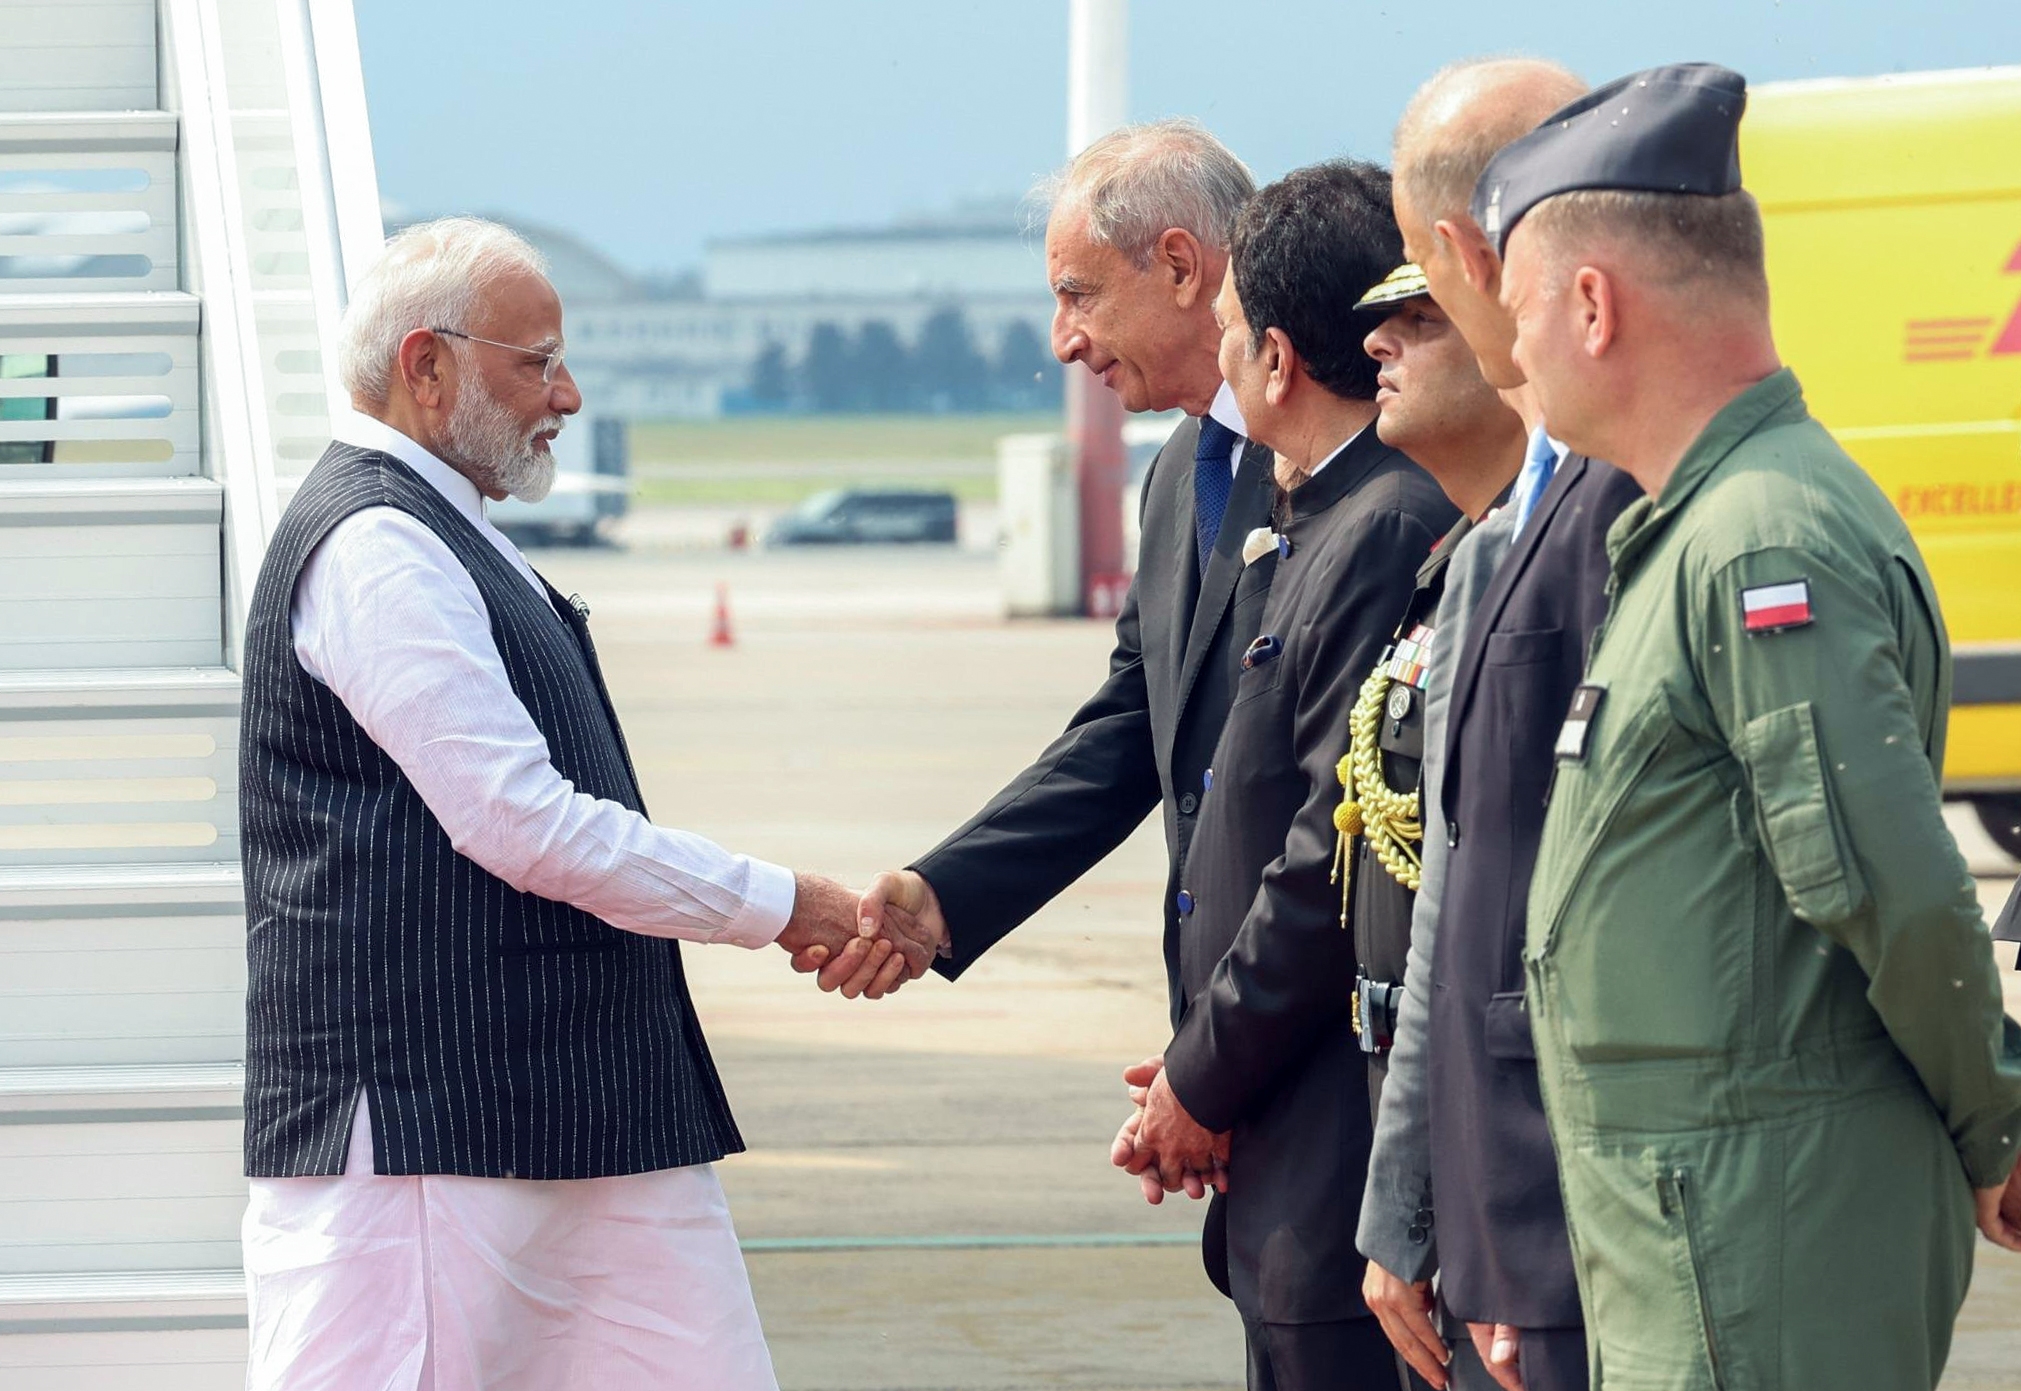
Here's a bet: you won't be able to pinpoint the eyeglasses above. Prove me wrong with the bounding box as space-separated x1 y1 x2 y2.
430 327 567 385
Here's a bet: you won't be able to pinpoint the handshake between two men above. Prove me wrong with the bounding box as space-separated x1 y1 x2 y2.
787 870 1220 1206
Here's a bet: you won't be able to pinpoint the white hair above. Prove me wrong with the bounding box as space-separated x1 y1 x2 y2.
337 216 550 404
1041 118 1254 264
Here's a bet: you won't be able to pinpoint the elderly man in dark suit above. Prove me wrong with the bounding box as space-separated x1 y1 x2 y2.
812 123 1273 1039
1127 160 1458 1391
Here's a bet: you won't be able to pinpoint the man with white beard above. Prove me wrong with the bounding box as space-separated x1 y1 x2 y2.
236 217 930 1389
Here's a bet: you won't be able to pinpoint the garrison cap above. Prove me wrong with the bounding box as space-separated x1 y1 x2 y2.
1471 62 1747 255
1354 263 1429 311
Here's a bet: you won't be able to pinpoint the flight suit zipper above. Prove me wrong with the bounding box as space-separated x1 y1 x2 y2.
1531 556 1667 950
1659 1166 1728 1390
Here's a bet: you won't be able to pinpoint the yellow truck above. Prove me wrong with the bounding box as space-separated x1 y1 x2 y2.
1746 67 2021 856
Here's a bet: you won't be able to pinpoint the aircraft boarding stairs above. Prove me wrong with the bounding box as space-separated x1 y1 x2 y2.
0 2 379 1384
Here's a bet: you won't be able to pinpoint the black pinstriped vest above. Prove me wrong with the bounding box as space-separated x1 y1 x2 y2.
240 443 742 1179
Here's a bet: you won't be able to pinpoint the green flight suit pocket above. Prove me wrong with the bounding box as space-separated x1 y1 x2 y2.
1560 1138 1779 1391
1739 702 1867 926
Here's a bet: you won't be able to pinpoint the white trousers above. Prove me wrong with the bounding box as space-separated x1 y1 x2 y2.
243 1096 777 1391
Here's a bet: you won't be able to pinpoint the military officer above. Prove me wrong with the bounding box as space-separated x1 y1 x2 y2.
1492 63 2021 1388
1340 262 1526 1122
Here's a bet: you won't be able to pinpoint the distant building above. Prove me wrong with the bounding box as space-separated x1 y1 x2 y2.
435 202 1058 420
704 202 1040 300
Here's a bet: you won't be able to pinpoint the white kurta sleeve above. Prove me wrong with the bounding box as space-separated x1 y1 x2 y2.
289 506 796 948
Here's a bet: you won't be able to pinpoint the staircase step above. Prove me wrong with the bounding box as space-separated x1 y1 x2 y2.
0 1064 246 1277
0 666 239 718
0 671 243 1067
0 1062 243 1113
0 1328 246 1390
0 479 223 673
0 289 198 333
0 292 200 483
0 112 179 156
0 896 243 1066
0 661 238 869
0 111 178 293
0 670 241 834
0 1267 244 1326
0 1268 245 1391
0 855 243 1069
0 475 220 520
0 859 240 905
0 3 159 116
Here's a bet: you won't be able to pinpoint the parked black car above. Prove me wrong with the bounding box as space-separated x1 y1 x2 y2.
766 489 958 546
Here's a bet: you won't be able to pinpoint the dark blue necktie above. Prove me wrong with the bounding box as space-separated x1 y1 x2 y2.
1194 415 1239 570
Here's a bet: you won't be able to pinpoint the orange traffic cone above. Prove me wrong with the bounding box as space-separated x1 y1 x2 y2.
709 583 735 648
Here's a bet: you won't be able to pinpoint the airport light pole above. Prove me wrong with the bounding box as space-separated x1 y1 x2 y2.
1066 0 1130 617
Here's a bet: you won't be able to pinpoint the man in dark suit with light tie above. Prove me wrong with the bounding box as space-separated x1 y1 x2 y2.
814 120 1274 1086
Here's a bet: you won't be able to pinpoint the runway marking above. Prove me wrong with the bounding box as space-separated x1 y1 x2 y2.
742 1232 1195 1253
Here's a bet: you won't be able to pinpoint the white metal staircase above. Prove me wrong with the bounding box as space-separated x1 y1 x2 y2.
0 3 379 1384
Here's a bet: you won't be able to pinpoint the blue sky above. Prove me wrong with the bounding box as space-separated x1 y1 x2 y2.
355 0 2021 276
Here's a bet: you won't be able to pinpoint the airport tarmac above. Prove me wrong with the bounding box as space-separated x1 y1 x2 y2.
531 531 2021 1391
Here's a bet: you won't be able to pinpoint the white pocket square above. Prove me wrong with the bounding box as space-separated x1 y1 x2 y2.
1242 527 1279 566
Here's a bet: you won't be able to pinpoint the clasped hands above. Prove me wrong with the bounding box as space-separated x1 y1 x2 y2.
1109 1054 1228 1204
778 869 947 999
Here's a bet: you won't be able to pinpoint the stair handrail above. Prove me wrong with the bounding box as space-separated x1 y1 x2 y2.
160 0 282 670
302 0 387 304
276 0 386 422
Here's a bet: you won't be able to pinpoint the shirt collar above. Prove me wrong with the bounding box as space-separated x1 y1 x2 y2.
332 410 487 530
1282 420 1387 522
1654 367 1805 514
1304 421 1369 482
1207 381 1248 440
1530 425 1570 471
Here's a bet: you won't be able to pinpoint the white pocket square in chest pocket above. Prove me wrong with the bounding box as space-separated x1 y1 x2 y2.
1242 527 1280 566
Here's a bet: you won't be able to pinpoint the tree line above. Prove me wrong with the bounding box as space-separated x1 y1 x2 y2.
738 307 1063 414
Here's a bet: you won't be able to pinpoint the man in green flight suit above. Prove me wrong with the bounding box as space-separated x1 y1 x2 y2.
1485 63 2021 1389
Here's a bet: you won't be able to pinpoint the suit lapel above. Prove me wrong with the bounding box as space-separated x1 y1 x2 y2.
1159 418 1206 690
1443 453 1592 767
1175 440 1275 718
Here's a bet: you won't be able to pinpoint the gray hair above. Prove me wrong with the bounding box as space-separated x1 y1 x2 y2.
337 216 550 404
1041 118 1254 264
1393 57 1585 229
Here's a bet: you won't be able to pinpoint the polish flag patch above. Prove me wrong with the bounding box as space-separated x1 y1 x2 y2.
1742 579 1813 633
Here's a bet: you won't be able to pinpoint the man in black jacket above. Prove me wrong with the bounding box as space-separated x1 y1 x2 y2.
1129 161 1458 1391
814 121 1274 1041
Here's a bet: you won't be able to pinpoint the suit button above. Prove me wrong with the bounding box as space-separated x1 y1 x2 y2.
1179 793 1198 815
1176 890 1195 917
1203 768 1214 791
